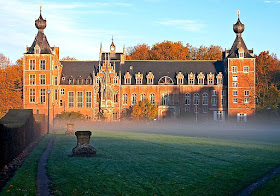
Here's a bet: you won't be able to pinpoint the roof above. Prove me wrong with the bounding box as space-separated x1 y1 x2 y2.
227 35 253 58
26 31 52 54
116 60 225 85
60 61 98 84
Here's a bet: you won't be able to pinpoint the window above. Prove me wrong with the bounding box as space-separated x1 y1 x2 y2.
123 93 128 105
132 93 137 105
77 91 83 108
202 93 208 105
59 100 63 107
147 78 153 85
212 90 217 96
233 90 238 96
40 60 46 70
233 82 238 87
40 89 46 103
222 90 226 96
114 92 118 103
193 93 199 105
158 76 174 85
141 93 146 101
244 97 249 103
29 60 35 70
113 112 118 121
233 97 238 103
125 78 131 84
189 78 194 84
185 93 191 105
233 75 238 81
208 78 213 85
54 65 58 69
62 77 65 81
198 78 204 85
86 92 92 108
29 89 35 102
68 92 74 108
239 52 244 58
217 78 223 85
177 78 183 85
29 74 35 85
244 90 249 96
243 66 249 73
54 89 58 100
185 107 190 112
150 93 155 104
222 98 226 106
60 89 65 95
54 77 58 85
232 66 238 73
136 78 142 84
40 75 46 85
203 106 208 113
211 97 217 106
237 113 247 122
162 93 169 105
96 77 100 84
113 77 118 84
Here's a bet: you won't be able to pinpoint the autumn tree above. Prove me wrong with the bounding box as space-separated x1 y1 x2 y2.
255 51 280 113
61 56 77 60
126 44 151 60
193 45 222 60
0 53 11 69
131 99 158 120
150 41 191 60
0 54 23 118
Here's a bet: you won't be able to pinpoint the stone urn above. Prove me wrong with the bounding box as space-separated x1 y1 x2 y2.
72 131 96 157
65 123 74 135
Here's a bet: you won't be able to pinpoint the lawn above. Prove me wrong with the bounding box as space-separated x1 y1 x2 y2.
47 129 280 196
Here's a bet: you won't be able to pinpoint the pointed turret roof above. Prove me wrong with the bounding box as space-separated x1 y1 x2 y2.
26 6 52 54
227 11 253 58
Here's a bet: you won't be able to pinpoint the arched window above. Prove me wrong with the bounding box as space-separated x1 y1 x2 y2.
193 93 199 105
141 93 146 101
158 76 174 85
123 93 128 105
150 93 155 105
162 93 169 105
132 93 137 105
185 93 190 105
202 93 208 105
114 92 118 103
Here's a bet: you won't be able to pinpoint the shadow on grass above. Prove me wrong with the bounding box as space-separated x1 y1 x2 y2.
48 133 280 196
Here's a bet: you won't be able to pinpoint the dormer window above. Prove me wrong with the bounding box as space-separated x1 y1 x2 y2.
34 44 40 54
188 72 195 84
197 72 205 85
158 76 174 85
124 72 132 84
62 77 65 81
146 72 154 85
238 47 244 58
135 72 143 85
207 72 214 85
216 72 223 85
176 72 184 85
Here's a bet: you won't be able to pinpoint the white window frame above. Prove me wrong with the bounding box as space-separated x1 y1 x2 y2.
40 89 46 103
233 82 238 87
140 93 146 101
40 60 46 70
233 75 238 81
150 93 155 104
86 91 92 108
39 74 46 85
185 93 190 105
232 66 238 73
29 59 36 70
233 90 238 96
233 97 238 103
29 74 36 85
147 78 154 85
244 97 249 103
243 66 249 73
188 78 194 85
123 93 128 105
77 91 83 108
68 91 74 108
244 90 249 96
60 89 65 95
132 93 137 105
29 89 35 102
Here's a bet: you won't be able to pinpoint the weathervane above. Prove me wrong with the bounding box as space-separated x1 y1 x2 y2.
237 10 240 18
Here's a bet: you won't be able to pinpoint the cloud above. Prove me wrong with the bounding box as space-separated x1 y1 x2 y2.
157 19 204 32
264 0 280 3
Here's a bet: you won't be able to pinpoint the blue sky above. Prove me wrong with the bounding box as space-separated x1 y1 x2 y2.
0 0 279 62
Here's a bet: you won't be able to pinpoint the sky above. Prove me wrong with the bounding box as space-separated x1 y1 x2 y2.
0 0 279 63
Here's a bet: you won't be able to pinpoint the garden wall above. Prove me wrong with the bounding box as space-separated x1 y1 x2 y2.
0 109 41 168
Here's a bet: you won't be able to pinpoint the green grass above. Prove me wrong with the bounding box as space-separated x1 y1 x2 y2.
252 173 280 196
0 135 51 196
47 131 280 196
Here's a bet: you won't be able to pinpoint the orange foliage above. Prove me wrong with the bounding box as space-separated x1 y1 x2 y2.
0 55 23 118
126 44 151 60
131 99 158 120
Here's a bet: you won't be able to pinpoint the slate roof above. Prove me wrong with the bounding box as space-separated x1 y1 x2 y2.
59 60 225 85
116 60 225 85
26 32 52 54
227 36 253 58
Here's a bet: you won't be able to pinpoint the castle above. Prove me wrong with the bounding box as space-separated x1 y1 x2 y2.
23 9 255 122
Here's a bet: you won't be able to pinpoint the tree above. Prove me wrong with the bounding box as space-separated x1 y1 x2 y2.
150 41 191 60
0 55 23 118
131 99 158 120
194 45 222 60
126 44 151 60
57 111 85 120
0 53 11 69
61 56 77 60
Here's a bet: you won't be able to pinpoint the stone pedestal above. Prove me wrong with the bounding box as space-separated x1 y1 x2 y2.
72 131 96 157
65 124 74 135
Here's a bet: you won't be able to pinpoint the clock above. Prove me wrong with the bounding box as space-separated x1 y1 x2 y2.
110 46 115 51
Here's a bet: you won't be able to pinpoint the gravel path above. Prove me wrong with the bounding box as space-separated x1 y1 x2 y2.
36 135 55 196
237 165 280 196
